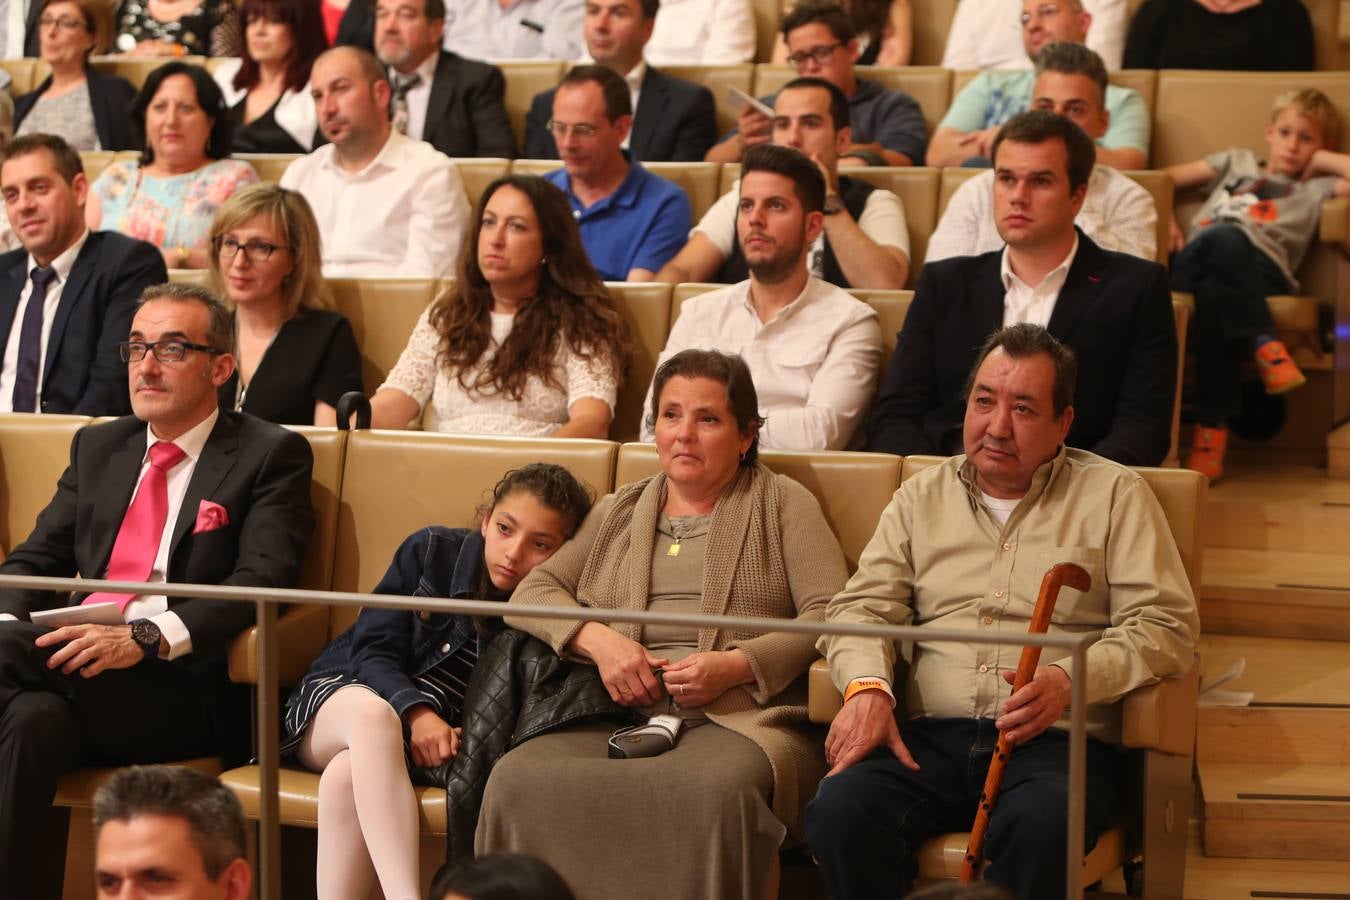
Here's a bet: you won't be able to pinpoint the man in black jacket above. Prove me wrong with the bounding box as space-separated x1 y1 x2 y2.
375 0 517 158
524 0 717 162
869 110 1176 466
0 134 166 416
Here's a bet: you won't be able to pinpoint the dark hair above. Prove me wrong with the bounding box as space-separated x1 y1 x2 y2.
431 853 576 900
645 349 764 466
1034 41 1108 107
423 0 447 19
92 766 247 881
990 109 1095 194
558 64 632 122
904 883 1014 900
1 133 83 184
42 0 112 54
637 0 659 18
476 463 595 540
234 0 327 95
428 174 632 403
741 143 826 214
780 75 851 131
781 0 856 44
139 282 236 354
964 323 1078 416
133 62 233 165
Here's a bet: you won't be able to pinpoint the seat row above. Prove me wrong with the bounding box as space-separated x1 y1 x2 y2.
0 417 1206 897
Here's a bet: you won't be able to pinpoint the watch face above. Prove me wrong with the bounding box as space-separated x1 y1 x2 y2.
131 619 161 651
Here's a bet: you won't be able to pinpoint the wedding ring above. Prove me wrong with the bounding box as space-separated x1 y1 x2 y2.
679 684 686 696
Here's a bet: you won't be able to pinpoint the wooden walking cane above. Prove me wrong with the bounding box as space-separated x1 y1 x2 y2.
959 561 1092 883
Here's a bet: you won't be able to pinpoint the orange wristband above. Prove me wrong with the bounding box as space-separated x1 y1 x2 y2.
844 678 889 703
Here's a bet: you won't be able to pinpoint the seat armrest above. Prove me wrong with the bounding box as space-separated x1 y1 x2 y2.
1120 662 1199 757
1319 197 1350 254
228 604 330 687
808 658 843 724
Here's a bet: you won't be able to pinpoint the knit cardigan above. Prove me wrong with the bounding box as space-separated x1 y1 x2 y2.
503 462 848 834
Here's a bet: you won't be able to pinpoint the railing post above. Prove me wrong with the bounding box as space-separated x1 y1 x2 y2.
1065 641 1089 900
255 597 281 899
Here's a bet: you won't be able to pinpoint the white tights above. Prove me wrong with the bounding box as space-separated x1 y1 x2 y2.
298 685 421 900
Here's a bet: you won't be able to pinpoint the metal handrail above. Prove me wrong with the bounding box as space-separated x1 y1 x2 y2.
0 573 1095 898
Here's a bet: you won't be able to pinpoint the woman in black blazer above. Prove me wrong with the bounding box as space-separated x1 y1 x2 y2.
14 0 139 151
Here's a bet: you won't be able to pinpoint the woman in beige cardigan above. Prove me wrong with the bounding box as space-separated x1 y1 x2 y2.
475 348 849 899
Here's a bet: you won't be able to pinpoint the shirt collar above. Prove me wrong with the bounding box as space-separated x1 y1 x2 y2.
144 407 219 464
957 444 1069 509
28 228 89 282
322 130 408 179
562 149 644 211
1000 232 1079 293
411 52 439 84
740 274 817 323
625 61 647 93
451 529 487 597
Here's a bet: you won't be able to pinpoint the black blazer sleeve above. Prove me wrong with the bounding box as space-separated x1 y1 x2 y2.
466 63 517 158
313 314 364 407
88 70 142 152
335 0 374 49
867 264 948 456
523 88 559 159
1122 0 1165 69
1274 0 1316 70
667 82 718 162
75 236 168 416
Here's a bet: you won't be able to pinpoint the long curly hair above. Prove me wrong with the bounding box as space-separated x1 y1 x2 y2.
427 174 633 401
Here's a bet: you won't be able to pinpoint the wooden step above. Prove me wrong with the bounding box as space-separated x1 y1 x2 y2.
1200 761 1350 860
1199 634 1350 707
1200 548 1350 640
1198 706 1350 766
1204 465 1350 553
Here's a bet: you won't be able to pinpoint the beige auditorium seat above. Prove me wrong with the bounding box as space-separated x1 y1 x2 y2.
951 70 1158 122
1305 0 1342 70
78 151 118 184
749 0 785 62
326 277 439 397
493 61 566 151
615 442 901 568
452 157 510 209
808 456 1206 897
1167 301 1189 469
910 0 959 66
849 289 912 361
89 55 207 89
233 152 298 184
662 64 754 135
840 165 940 285
0 413 90 554
511 158 723 222
220 433 618 848
753 64 953 137
0 58 39 95
605 282 673 442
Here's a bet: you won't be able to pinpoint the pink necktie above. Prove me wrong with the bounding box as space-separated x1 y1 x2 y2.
84 441 187 613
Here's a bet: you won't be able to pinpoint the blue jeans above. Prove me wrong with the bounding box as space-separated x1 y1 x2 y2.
805 717 1124 900
1171 224 1291 426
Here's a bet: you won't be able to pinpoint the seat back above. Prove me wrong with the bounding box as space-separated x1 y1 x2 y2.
614 443 901 569
79 150 119 184
752 65 952 135
1306 0 1341 70
331 432 618 634
662 64 755 134
494 61 568 150
325 278 438 396
89 55 208 89
1123 169 1173 266
839 166 940 285
232 153 298 184
0 414 90 555
951 69 1158 120
748 0 784 62
451 158 511 209
848 289 912 361
0 58 39 94
605 282 673 442
910 0 959 65
1167 300 1188 469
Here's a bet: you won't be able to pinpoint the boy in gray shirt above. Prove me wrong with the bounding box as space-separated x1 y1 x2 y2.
1166 88 1350 480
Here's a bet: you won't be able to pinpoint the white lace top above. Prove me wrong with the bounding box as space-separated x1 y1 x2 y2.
380 308 619 435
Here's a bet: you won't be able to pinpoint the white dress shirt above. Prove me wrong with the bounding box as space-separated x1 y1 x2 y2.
1000 233 1079 327
393 51 440 142
925 165 1156 264
1 0 26 60
281 130 470 277
695 179 911 271
621 61 645 150
0 229 89 413
643 0 755 65
940 0 1126 71
442 0 585 60
641 277 883 449
120 408 222 660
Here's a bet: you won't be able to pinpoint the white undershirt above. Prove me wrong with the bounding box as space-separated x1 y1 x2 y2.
981 491 1021 527
2 0 26 61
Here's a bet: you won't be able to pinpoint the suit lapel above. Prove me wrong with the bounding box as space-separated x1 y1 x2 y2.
1046 232 1108 342
630 69 664 160
42 235 98 388
971 251 1007 336
168 414 240 561
423 52 456 141
0 253 29 351
91 426 149 576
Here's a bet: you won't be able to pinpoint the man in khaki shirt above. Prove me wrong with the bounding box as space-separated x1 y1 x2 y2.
805 324 1198 900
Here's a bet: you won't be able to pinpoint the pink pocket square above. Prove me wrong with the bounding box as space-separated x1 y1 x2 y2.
193 500 230 535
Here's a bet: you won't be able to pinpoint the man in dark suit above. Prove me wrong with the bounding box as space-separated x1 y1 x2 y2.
375 0 516 158
0 134 167 416
523 0 717 162
0 282 314 900
869 110 1176 466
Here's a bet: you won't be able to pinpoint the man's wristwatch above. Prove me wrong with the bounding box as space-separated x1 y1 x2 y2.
823 192 845 216
129 618 162 662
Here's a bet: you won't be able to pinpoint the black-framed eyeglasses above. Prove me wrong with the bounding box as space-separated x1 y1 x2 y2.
786 42 843 68
212 234 288 262
119 340 224 363
38 14 86 30
545 119 600 139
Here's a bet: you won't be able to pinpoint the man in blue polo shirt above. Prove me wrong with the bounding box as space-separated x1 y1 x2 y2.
542 65 690 281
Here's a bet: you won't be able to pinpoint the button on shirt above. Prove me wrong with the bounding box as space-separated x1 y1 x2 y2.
640 277 883 449
441 0 584 60
281 130 470 277
1000 234 1078 327
0 229 89 412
